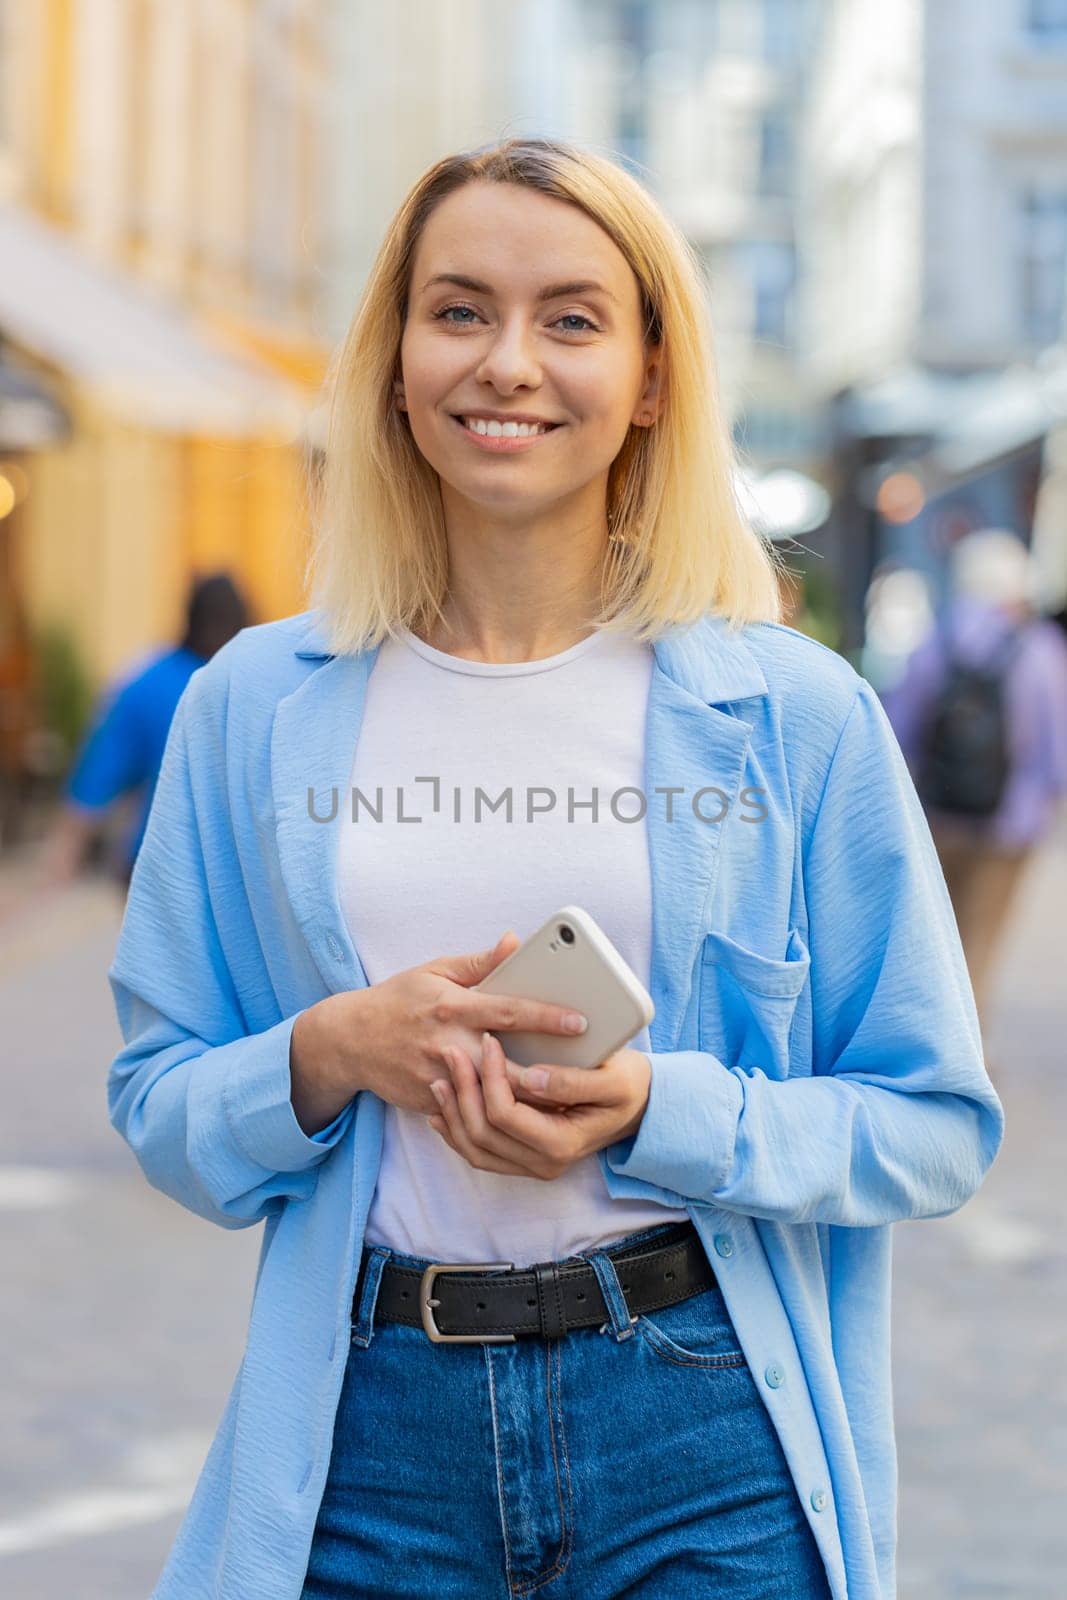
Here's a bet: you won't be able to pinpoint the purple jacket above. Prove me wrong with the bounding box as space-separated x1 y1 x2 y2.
881 594 1067 849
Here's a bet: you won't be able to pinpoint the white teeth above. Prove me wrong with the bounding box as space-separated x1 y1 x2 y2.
461 416 551 437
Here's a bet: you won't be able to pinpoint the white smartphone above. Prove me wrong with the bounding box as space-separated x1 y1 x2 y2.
472 905 654 1070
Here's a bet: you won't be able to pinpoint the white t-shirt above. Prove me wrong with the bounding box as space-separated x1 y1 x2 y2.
336 623 690 1266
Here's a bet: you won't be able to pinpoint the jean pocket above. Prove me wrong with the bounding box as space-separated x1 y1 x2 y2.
636 1284 749 1369
697 926 810 1081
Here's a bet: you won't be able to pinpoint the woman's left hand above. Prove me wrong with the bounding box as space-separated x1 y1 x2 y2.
426 1031 652 1179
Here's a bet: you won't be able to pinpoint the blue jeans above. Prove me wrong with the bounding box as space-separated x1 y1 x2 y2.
301 1220 832 1598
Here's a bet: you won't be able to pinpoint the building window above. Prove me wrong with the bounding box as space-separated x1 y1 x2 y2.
740 240 796 347
762 0 805 65
1020 187 1067 346
1027 0 1067 39
758 108 792 198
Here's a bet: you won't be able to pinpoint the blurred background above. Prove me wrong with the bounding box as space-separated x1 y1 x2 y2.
1 2 1065 1596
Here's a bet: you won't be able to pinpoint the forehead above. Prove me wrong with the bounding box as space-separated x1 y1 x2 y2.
410 181 641 307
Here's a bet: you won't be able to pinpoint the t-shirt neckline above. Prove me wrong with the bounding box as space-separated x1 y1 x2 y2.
398 625 609 678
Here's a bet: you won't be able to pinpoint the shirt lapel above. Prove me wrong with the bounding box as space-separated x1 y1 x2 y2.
645 617 770 1049
271 616 382 997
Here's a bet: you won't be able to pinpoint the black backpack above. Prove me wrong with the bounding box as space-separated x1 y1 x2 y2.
916 625 1022 817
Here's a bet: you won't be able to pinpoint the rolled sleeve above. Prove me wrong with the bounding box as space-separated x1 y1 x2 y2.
219 1014 355 1169
604 1050 743 1197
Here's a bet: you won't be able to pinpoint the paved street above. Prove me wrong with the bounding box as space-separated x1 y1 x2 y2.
1 817 1064 1599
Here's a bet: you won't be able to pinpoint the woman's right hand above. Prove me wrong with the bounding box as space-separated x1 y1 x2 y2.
288 931 588 1136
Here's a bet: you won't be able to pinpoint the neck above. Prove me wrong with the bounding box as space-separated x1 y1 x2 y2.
424 480 613 663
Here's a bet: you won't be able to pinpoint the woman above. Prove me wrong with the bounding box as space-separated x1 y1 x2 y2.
108 139 1003 1600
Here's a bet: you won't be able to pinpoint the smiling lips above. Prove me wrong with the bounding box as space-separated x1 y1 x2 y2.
452 413 562 451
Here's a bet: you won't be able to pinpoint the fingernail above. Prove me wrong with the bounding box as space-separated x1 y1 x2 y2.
429 1081 446 1103
564 1012 587 1033
521 1067 550 1091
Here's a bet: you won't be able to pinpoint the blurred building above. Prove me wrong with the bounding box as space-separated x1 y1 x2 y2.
589 0 826 477
326 0 831 564
801 0 1067 649
324 2 536 341
0 0 334 702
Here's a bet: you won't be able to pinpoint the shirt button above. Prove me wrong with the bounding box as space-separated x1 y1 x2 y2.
713 1234 734 1259
764 1363 785 1389
811 1488 829 1512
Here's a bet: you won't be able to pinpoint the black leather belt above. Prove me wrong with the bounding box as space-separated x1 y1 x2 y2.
355 1219 716 1344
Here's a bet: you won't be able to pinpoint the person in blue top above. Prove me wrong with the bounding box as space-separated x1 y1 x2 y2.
107 139 1003 1600
44 573 248 886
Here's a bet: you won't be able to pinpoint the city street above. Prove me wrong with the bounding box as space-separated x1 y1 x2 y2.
1 817 1064 1600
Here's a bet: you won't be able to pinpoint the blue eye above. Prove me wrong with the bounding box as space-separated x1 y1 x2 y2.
434 304 480 324
431 302 601 334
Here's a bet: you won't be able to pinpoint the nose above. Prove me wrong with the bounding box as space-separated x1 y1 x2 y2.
473 316 542 394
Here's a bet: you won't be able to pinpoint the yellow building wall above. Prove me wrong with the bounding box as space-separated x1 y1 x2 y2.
18 394 313 694
17 396 187 687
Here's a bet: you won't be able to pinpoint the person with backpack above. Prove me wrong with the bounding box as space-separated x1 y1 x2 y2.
882 528 1067 1057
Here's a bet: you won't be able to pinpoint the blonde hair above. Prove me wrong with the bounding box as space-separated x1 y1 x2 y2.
308 136 784 653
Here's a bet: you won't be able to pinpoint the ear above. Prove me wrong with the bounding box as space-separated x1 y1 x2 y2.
393 376 408 413
631 346 663 428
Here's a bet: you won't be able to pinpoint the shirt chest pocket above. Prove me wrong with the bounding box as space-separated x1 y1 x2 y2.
697 927 811 1081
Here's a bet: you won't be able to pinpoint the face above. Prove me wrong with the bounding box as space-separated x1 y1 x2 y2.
397 181 661 524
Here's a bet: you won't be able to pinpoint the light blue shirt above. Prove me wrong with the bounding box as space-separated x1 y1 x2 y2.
108 610 1003 1600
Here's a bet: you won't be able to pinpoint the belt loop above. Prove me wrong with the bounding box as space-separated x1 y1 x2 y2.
533 1262 568 1340
579 1248 639 1342
352 1247 390 1347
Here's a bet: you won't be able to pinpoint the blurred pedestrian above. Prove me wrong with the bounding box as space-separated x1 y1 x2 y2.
883 528 1067 1055
39 572 249 890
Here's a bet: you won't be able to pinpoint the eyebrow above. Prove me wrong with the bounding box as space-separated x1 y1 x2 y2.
420 273 619 305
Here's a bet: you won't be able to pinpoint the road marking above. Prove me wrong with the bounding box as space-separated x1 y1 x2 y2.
0 1167 83 1210
0 1432 209 1558
0 1485 191 1557
936 1192 1054 1268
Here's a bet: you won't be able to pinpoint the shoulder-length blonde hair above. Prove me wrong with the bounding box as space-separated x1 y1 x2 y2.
308 136 783 653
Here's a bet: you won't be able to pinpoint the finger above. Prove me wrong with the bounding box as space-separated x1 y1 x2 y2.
445 1047 553 1165
427 930 519 987
429 1078 543 1177
466 996 590 1042
477 1036 575 1161
501 1054 614 1107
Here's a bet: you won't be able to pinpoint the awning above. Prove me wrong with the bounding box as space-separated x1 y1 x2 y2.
928 360 1067 476
0 357 70 449
841 358 1067 465
0 204 312 439
839 364 972 438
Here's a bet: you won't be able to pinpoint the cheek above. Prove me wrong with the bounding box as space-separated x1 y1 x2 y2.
399 329 455 413
565 354 644 428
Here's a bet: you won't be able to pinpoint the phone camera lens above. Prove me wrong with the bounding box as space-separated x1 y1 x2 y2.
558 924 575 945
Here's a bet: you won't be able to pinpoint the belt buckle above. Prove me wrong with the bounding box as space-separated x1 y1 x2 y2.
419 1261 517 1343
